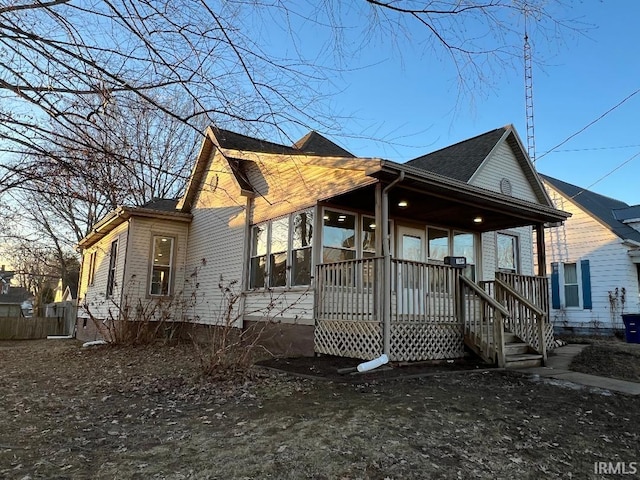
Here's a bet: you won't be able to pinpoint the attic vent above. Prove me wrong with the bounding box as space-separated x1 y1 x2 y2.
500 178 512 196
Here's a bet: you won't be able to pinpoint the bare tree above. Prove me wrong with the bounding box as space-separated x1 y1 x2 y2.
0 1 578 295
0 1 578 188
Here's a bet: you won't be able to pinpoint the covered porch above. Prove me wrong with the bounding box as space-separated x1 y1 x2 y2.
312 162 568 366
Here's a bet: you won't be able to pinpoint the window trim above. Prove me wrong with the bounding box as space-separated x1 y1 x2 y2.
149 235 175 297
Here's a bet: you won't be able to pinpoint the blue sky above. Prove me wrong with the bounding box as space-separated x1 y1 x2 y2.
284 1 640 205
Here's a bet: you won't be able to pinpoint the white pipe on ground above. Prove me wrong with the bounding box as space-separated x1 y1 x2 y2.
357 354 389 373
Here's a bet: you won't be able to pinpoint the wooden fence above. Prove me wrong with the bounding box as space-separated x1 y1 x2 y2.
0 316 66 340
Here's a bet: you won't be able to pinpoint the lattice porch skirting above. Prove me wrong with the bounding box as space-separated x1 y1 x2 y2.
390 322 464 361
314 319 382 360
314 319 465 362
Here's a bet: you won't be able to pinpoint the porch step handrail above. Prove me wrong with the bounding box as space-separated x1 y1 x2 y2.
459 275 509 367
494 278 548 364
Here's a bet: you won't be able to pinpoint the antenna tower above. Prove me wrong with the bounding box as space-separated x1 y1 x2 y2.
524 10 536 164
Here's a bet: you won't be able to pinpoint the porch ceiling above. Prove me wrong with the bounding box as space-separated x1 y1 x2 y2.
323 172 568 232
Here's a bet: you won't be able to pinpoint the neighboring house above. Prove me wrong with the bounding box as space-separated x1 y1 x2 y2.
53 277 78 303
0 284 33 317
0 265 13 295
541 174 640 334
76 125 569 367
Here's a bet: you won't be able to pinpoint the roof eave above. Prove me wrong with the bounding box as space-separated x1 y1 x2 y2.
77 207 192 250
373 160 570 224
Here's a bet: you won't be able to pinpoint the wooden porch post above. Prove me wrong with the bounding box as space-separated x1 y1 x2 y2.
535 223 547 277
375 184 383 255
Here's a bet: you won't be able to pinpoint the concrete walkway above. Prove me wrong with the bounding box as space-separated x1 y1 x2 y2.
516 344 640 395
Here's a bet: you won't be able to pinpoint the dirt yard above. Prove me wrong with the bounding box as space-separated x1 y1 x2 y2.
1 340 639 479
568 338 640 383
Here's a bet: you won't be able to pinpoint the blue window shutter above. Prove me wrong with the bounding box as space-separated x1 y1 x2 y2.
581 259 592 309
551 262 560 309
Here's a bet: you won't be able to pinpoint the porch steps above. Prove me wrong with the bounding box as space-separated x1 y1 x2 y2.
504 333 543 369
466 331 543 369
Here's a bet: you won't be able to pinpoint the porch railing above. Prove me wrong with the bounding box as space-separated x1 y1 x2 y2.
314 258 384 360
484 273 552 360
314 258 552 363
315 258 464 361
460 275 510 367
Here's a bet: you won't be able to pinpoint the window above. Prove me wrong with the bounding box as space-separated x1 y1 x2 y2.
497 233 518 273
249 209 314 289
106 240 118 297
322 210 356 262
428 228 449 261
270 217 289 287
87 251 97 286
150 236 174 296
453 231 476 280
362 216 377 258
551 260 592 310
249 224 267 288
292 211 313 286
563 263 579 307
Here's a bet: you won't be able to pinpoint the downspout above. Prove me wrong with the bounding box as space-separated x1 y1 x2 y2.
381 171 404 358
238 196 253 328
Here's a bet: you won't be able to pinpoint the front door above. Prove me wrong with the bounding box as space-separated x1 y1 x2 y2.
396 226 425 315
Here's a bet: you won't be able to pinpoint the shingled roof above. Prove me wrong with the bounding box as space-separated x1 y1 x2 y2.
213 128 354 157
141 198 180 212
406 127 507 181
293 131 354 157
541 174 640 243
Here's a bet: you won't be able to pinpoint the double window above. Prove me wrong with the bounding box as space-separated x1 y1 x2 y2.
150 236 174 296
322 210 377 262
249 210 313 289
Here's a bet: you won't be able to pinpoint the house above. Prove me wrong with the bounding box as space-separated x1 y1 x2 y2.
0 266 33 317
541 174 640 334
76 125 569 367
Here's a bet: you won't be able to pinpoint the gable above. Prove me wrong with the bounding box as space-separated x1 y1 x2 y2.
470 140 539 203
406 126 552 207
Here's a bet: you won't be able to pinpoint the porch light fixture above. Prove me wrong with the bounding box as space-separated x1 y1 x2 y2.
473 216 483 224
397 200 408 208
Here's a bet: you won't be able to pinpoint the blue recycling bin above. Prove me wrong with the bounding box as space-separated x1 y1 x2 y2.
621 314 640 344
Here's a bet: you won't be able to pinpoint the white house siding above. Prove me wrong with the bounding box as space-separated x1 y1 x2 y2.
79 223 129 319
544 183 639 331
245 154 379 224
185 151 247 326
243 289 315 326
470 141 538 203
120 217 190 316
480 226 534 281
